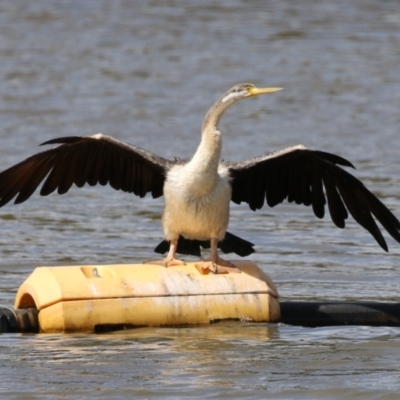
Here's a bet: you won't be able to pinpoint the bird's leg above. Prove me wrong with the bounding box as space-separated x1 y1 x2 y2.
143 239 186 267
195 238 241 274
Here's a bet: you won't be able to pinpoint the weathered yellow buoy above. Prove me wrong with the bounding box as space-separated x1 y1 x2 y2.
15 261 279 333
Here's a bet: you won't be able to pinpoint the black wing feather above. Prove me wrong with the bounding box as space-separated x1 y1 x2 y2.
229 145 400 251
154 232 255 257
0 134 172 206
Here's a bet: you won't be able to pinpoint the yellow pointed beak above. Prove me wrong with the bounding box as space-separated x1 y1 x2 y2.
248 87 283 96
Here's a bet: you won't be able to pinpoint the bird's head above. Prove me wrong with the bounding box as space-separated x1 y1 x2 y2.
202 83 282 131
220 83 282 105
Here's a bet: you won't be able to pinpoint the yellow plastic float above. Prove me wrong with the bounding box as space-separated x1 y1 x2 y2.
14 261 280 333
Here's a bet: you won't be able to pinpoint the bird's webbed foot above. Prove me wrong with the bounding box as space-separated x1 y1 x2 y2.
144 238 186 267
195 257 241 275
143 257 186 268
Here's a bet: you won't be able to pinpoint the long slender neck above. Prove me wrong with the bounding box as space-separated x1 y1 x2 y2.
189 94 237 173
201 93 236 133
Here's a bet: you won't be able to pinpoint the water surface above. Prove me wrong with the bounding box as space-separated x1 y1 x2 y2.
1 1 400 398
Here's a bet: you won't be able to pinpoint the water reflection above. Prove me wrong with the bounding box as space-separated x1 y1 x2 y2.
2 323 400 399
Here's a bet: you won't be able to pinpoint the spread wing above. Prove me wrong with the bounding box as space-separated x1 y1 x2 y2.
0 134 173 206
228 144 400 251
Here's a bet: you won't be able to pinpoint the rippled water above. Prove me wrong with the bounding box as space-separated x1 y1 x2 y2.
1 0 400 398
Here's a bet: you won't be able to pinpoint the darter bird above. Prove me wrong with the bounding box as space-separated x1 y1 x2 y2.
0 83 399 273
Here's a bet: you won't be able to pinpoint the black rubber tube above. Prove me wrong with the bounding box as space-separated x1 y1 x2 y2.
0 308 39 333
0 308 19 333
279 301 400 327
2 302 400 332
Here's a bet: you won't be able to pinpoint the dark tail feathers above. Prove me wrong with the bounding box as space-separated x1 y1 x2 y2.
154 231 255 257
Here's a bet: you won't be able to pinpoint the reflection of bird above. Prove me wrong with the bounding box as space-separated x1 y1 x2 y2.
0 83 399 273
